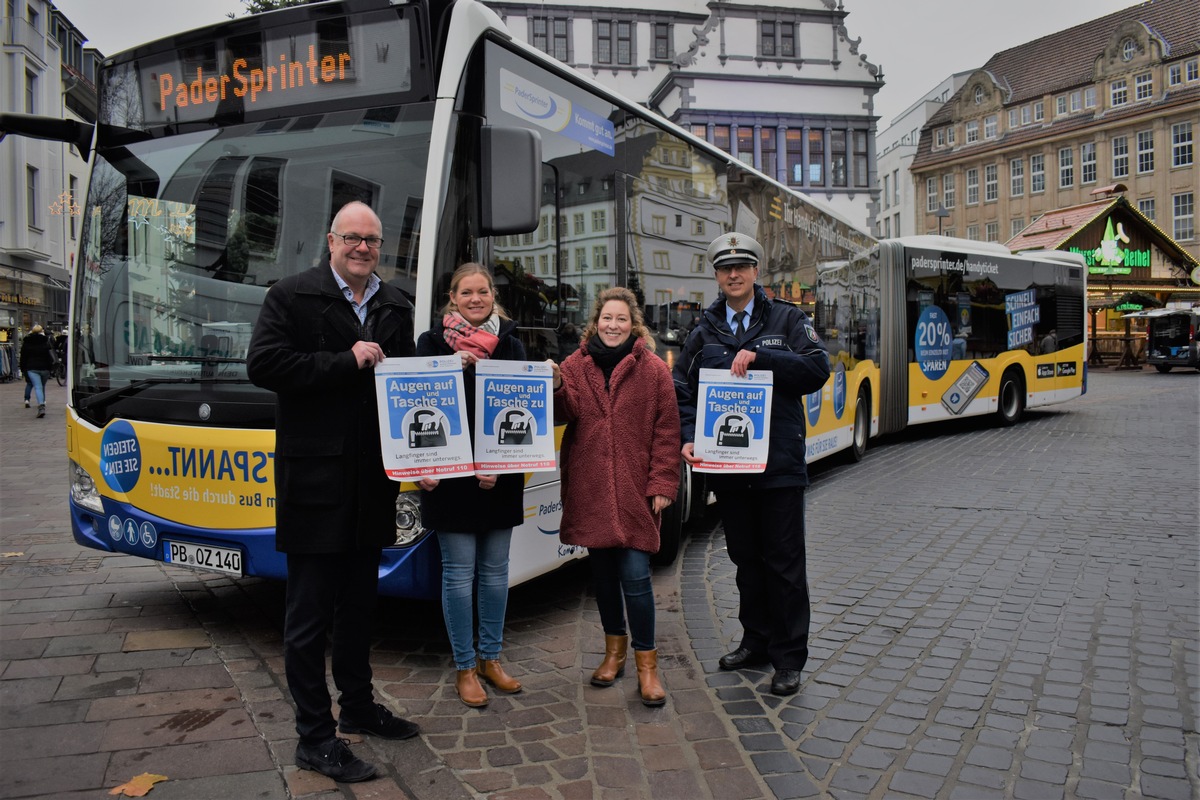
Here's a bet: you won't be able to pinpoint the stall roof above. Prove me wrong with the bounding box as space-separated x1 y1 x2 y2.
1006 195 1199 268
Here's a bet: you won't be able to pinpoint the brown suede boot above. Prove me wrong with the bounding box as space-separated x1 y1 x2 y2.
635 649 666 707
456 668 488 707
477 659 522 694
590 634 628 687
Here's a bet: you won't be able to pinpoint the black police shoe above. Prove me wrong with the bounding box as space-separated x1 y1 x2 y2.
718 646 771 671
338 702 420 740
295 737 377 783
770 668 802 696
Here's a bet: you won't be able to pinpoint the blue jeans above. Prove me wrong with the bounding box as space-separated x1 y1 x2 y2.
589 547 655 652
24 370 47 405
437 528 513 670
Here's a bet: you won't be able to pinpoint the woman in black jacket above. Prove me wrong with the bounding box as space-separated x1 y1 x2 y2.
416 263 526 708
20 325 55 417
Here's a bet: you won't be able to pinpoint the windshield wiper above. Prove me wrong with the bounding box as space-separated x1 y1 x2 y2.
77 374 252 410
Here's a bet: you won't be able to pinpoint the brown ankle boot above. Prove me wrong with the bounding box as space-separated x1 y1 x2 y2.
477 659 522 694
456 668 488 707
591 634 628 687
635 649 665 707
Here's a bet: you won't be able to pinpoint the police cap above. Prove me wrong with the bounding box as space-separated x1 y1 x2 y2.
707 233 763 269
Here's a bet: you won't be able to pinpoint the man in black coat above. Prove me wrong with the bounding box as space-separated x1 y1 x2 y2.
247 201 417 782
675 232 830 697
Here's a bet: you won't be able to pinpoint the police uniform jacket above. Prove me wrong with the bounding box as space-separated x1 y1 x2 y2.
247 262 415 553
674 285 830 490
416 318 526 533
555 337 680 554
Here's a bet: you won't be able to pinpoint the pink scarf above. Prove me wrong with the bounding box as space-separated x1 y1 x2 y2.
442 312 500 360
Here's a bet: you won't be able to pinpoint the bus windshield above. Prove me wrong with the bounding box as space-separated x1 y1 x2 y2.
72 4 433 425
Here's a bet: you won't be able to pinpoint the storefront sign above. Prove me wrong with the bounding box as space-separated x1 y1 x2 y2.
1072 218 1150 274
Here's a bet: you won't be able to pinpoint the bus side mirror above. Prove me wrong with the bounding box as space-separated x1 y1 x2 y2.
0 113 94 160
480 125 541 235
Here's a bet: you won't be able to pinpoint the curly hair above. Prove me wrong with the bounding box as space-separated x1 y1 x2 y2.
440 262 509 320
580 287 655 352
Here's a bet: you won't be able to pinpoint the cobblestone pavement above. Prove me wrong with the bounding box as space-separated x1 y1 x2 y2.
1 369 1197 799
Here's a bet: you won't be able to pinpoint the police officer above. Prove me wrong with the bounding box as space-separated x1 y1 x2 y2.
674 232 830 695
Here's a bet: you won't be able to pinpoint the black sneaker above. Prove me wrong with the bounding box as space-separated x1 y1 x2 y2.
338 702 420 740
295 737 377 783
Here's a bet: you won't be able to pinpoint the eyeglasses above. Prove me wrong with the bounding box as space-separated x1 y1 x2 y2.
331 232 384 249
714 262 756 274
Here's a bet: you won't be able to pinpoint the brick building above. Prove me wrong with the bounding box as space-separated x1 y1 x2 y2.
910 0 1197 268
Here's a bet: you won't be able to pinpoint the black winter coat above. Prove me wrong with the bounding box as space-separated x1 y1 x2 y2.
416 318 527 533
19 332 55 372
247 263 414 553
674 285 830 490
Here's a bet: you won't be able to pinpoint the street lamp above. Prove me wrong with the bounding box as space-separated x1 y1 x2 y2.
935 204 951 236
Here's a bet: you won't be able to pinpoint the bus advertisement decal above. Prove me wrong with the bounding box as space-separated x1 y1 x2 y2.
498 68 615 156
88 420 278 529
914 306 953 379
940 361 991 416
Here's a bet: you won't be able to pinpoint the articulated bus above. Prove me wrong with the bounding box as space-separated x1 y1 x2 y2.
813 236 1088 465
3 0 1082 600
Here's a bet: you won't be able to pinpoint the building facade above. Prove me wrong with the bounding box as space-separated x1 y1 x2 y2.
875 72 970 240
1 0 101 346
483 0 884 231
909 0 1197 266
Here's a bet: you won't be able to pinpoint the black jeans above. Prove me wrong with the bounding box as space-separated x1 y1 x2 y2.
715 486 810 671
589 547 656 651
284 550 381 744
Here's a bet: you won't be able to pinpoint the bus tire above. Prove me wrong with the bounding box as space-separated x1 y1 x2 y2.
997 368 1025 426
652 461 697 567
847 385 870 462
1155 364 1171 373
654 499 683 567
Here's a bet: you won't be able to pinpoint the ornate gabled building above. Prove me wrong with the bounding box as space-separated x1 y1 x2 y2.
483 0 884 232
909 0 1197 270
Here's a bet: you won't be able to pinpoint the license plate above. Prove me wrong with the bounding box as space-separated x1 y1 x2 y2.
163 540 243 576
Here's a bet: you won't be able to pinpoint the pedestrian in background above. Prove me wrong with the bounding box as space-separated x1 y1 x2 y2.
19 324 54 418
247 201 418 783
416 262 527 708
551 287 680 706
675 233 830 696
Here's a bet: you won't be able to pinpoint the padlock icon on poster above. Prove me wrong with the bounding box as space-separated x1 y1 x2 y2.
497 408 532 446
716 414 750 448
408 408 447 448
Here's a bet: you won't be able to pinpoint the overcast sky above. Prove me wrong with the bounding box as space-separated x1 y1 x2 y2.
54 0 1139 126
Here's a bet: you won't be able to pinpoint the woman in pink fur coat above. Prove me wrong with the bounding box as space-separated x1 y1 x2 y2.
551 287 681 706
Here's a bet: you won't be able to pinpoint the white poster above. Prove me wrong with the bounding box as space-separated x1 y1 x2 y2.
693 368 773 473
474 360 557 474
375 355 474 480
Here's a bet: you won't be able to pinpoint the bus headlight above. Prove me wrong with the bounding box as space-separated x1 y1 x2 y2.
394 490 427 547
70 460 104 513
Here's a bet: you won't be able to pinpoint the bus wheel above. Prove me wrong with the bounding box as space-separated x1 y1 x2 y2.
1155 364 1172 373
652 461 689 567
847 386 869 462
997 369 1025 426
654 499 683 567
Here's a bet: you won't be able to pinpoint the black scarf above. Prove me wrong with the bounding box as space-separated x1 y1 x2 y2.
587 335 636 387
